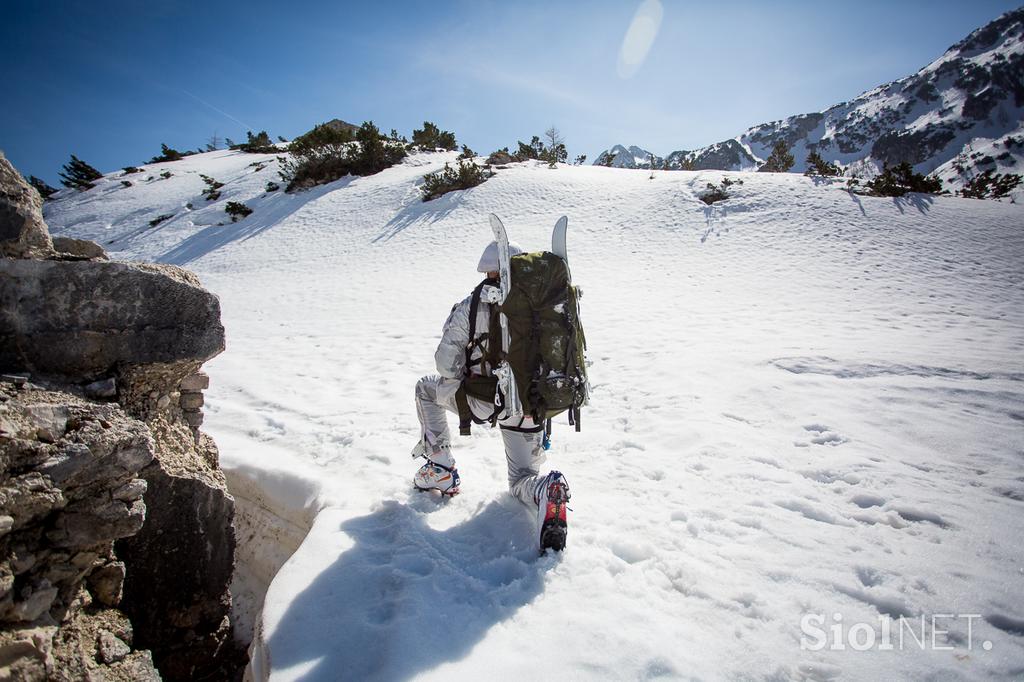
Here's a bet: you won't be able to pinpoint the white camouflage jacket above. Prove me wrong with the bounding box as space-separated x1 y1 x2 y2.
433 282 501 406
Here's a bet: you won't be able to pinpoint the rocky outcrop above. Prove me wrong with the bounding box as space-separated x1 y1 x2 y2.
115 365 240 679
51 236 108 261
0 259 225 382
1 151 242 679
0 152 54 260
0 382 160 680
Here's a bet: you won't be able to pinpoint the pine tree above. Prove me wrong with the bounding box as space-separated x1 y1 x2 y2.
866 162 943 197
804 150 840 177
206 132 221 151
411 121 457 151
58 155 103 190
150 143 184 163
759 140 795 173
28 176 58 199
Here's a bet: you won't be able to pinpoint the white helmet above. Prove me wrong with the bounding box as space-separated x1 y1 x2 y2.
477 240 524 273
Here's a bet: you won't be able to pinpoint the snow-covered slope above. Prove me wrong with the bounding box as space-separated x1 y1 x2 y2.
45 150 1024 680
600 7 1024 192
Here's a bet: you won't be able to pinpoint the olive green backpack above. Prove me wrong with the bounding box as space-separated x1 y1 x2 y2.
457 249 588 434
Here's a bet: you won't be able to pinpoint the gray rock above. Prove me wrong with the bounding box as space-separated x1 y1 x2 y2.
9 582 58 622
97 630 131 664
0 411 19 438
9 550 36 574
0 473 66 530
21 404 69 443
0 563 13 597
179 392 204 410
117 455 237 679
179 372 209 391
0 515 13 536
0 259 225 381
84 377 117 399
37 443 93 486
1 373 29 386
0 631 51 681
183 411 204 428
51 236 107 261
46 499 146 548
112 479 147 502
0 152 55 260
155 395 171 410
87 562 125 607
113 650 161 681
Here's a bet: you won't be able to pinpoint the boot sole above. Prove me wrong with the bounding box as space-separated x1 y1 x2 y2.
414 485 459 497
539 481 569 554
540 519 567 553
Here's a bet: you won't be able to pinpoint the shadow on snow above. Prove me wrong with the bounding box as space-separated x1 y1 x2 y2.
157 180 350 265
265 496 553 681
372 189 464 243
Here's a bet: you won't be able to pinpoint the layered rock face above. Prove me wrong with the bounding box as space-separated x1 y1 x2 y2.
0 383 160 680
0 151 242 679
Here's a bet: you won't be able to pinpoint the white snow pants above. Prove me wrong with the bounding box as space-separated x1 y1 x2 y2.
415 374 546 508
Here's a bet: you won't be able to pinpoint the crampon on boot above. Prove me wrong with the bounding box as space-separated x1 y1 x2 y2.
413 459 461 497
537 471 570 554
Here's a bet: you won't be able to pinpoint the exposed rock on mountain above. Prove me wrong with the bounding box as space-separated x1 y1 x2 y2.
0 152 241 680
595 144 662 169
666 140 760 171
317 118 360 137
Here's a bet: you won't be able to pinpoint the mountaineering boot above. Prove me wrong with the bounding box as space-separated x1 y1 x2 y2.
536 471 570 553
412 441 460 496
413 459 461 496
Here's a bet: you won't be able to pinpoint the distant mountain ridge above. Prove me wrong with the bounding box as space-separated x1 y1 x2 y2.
596 7 1024 189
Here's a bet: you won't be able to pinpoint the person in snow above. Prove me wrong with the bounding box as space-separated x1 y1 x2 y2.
411 240 570 550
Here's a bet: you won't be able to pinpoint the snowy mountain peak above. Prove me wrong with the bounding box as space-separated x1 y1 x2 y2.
598 7 1024 191
594 144 663 168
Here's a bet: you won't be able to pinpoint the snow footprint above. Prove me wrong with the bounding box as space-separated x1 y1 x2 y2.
796 424 848 447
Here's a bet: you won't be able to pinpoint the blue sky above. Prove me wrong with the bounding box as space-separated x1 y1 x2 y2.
2 0 1020 185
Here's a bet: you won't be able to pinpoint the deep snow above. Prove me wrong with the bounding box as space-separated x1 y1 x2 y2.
45 149 1024 680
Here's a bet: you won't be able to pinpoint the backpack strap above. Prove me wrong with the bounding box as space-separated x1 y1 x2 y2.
455 384 475 436
458 278 500 435
527 310 546 423
464 277 498 372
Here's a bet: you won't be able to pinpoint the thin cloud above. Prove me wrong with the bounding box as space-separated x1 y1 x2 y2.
180 89 253 131
413 46 593 111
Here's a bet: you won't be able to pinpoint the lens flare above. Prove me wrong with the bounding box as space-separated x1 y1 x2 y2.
617 0 663 79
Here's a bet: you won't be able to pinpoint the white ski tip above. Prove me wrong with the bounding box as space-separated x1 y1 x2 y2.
552 216 569 262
